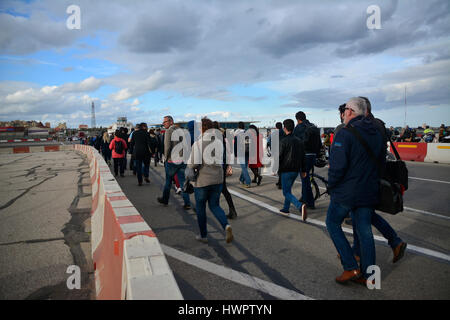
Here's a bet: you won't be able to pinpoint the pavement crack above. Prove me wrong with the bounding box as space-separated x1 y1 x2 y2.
0 237 65 246
0 173 58 211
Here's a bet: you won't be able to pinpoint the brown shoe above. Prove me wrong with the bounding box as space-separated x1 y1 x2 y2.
335 269 361 284
393 242 407 263
352 276 375 286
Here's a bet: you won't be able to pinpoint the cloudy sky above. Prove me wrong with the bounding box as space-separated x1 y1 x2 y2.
0 0 449 128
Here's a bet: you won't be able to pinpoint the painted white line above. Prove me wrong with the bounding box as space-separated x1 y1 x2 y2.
409 176 450 185
254 169 450 220
403 207 450 221
161 244 313 300
228 188 450 263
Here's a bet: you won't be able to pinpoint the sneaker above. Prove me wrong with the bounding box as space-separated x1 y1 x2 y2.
241 184 251 188
157 197 168 206
257 176 262 186
279 208 290 216
183 204 191 210
195 235 208 244
301 204 307 222
392 242 407 263
176 187 182 194
225 225 234 243
145 178 150 183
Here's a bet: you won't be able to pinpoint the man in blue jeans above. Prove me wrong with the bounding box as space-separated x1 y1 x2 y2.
293 111 320 209
157 115 191 210
278 119 307 221
326 97 384 285
234 121 252 188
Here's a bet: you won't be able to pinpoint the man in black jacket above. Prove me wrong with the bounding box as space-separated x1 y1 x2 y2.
278 119 307 221
131 123 153 186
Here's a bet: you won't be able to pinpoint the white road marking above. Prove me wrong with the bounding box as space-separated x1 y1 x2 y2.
228 188 450 263
256 170 450 220
161 244 313 300
409 176 450 185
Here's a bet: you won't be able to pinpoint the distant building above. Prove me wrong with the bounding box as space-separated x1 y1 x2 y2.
28 127 49 136
45 122 51 128
108 117 134 135
79 124 89 129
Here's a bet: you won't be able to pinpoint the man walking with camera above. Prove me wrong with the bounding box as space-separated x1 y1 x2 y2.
325 97 384 285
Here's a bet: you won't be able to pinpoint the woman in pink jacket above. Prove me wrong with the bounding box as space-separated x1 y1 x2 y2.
109 129 128 177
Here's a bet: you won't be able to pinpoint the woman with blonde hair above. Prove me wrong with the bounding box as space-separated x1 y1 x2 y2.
101 131 112 165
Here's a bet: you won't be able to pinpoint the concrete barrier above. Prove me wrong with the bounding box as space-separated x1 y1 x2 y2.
424 143 450 164
74 144 183 300
391 142 427 162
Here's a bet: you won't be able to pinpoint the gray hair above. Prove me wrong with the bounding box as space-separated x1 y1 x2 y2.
346 97 367 117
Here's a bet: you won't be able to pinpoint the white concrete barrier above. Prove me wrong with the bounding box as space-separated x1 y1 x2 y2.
74 144 183 300
424 143 450 164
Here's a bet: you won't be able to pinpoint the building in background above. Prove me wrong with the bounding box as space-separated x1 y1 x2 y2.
108 117 133 134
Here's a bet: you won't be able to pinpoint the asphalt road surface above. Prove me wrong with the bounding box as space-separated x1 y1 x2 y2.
0 151 94 300
114 155 450 300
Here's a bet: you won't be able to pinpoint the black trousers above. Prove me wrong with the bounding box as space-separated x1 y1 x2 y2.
113 158 125 175
222 169 236 213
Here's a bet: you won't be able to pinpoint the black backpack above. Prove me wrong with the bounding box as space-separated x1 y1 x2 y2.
304 123 322 156
115 139 123 154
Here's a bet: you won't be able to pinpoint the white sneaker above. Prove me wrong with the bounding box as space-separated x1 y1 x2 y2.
225 225 234 243
176 187 182 194
195 235 208 244
301 204 308 222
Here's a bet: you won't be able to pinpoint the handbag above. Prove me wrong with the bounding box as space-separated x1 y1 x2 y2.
386 142 408 191
345 126 404 215
182 179 194 194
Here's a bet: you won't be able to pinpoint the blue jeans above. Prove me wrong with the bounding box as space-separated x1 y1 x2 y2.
194 184 229 238
281 172 303 211
135 157 150 183
162 162 190 205
352 211 402 256
239 160 251 185
301 154 316 207
326 200 375 279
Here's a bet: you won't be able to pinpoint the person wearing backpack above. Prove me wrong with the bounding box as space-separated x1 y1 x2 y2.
293 111 321 209
109 129 128 177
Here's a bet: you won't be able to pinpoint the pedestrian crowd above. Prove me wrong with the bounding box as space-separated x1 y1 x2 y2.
93 96 409 288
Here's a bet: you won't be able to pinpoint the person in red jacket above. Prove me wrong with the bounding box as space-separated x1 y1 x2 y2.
109 129 128 177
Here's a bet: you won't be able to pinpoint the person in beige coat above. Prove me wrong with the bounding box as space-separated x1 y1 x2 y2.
187 118 233 244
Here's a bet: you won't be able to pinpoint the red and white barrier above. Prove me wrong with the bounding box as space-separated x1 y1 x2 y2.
424 143 450 164
390 142 450 164
74 144 182 300
391 142 428 162
0 138 54 143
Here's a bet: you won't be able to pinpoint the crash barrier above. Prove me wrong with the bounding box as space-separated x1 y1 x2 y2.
0 144 74 154
0 138 54 143
390 142 449 164
74 144 183 300
424 143 450 164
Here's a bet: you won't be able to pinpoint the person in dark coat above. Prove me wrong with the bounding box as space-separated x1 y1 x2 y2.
278 119 307 220
130 123 152 186
326 97 384 285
